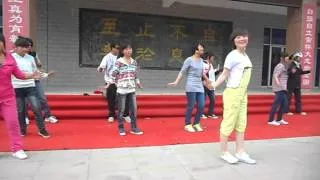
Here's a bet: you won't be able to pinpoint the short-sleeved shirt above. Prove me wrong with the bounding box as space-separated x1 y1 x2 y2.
224 50 252 88
180 56 204 92
98 53 118 83
272 62 288 92
11 53 37 88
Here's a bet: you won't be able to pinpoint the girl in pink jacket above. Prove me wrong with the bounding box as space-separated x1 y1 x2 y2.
0 34 39 159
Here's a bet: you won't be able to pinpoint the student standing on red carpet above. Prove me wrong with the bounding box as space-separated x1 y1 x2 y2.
286 52 311 116
108 44 143 136
97 43 131 123
168 43 208 133
268 52 291 126
24 37 58 124
201 52 221 119
0 34 40 159
11 37 50 138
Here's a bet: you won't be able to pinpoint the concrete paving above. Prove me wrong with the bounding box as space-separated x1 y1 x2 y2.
0 137 319 180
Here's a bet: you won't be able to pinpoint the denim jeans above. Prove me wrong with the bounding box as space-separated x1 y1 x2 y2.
106 84 129 118
117 92 137 129
185 92 205 125
204 86 215 115
15 87 47 133
35 80 52 118
268 90 288 122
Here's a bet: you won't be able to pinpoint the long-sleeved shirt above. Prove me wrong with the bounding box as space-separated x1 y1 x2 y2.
111 57 140 94
287 61 311 89
0 53 26 101
272 62 288 92
98 52 118 83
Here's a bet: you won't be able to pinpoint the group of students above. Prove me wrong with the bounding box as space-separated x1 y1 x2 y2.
169 28 256 164
3 27 307 164
98 28 256 165
0 34 58 160
268 51 310 126
98 44 222 136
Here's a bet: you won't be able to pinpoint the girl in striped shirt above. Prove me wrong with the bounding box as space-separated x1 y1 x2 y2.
110 44 143 136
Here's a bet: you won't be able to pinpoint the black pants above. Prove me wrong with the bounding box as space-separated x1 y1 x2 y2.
15 87 47 134
204 86 215 115
287 87 302 113
106 84 129 118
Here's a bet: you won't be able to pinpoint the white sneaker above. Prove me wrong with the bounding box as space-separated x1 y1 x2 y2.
220 152 239 164
200 114 208 119
184 125 196 132
268 120 280 126
124 116 131 123
45 116 58 123
12 150 28 160
25 117 30 125
235 152 256 164
108 117 114 123
278 119 289 125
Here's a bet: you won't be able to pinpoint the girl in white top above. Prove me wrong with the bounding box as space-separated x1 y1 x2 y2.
212 28 256 165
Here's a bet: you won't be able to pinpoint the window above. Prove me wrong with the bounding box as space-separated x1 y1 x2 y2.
261 28 287 86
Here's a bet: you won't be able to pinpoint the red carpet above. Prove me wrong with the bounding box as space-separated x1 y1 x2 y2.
28 94 320 119
0 113 319 152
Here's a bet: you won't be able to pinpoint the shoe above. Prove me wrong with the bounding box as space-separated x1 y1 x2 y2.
45 116 58 123
124 116 131 123
119 128 126 136
108 117 114 123
278 119 289 125
235 152 256 164
25 117 30 125
12 150 28 160
287 112 294 116
130 128 143 135
200 114 207 119
220 152 239 164
268 120 280 126
184 125 196 132
300 112 307 115
208 114 218 119
193 124 204 132
38 130 51 138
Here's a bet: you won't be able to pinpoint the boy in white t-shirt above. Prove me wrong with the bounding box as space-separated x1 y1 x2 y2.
201 52 222 119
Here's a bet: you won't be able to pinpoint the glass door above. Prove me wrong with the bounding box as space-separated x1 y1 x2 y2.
267 46 286 86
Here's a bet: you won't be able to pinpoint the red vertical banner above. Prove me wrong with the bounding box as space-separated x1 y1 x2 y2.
3 0 30 52
301 3 317 89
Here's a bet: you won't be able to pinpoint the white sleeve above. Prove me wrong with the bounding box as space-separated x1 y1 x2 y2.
224 53 237 70
30 59 37 72
99 55 108 68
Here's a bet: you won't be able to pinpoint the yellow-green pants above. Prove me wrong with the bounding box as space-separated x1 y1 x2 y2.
220 68 251 136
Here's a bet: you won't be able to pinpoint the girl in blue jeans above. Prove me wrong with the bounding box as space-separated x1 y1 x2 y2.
168 43 209 132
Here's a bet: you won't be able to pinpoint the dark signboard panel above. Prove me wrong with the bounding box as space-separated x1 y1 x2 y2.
79 9 232 70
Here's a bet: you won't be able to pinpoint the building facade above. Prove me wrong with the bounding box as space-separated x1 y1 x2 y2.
1 0 319 93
